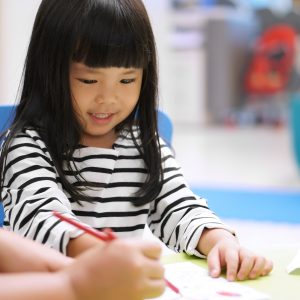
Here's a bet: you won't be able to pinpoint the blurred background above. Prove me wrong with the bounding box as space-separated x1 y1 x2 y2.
1 0 300 251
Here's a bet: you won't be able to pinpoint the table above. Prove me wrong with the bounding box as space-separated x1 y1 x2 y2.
162 247 299 300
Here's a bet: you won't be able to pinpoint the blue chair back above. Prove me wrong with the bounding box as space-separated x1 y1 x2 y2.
0 105 16 226
0 105 16 132
0 205 3 227
157 110 173 146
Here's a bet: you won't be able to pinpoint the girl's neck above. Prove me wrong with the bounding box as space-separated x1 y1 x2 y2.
80 130 118 149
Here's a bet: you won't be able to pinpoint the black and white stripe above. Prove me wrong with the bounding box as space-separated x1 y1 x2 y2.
2 127 233 255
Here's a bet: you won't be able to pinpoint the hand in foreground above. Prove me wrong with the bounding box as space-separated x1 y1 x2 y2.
0 229 72 273
64 239 165 300
198 229 273 281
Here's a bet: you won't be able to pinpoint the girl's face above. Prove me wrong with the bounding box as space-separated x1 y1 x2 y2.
70 62 143 148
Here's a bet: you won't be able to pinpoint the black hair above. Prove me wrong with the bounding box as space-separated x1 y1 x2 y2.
0 0 163 206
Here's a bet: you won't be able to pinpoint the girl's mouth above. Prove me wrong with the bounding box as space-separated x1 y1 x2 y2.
89 113 113 124
91 113 111 119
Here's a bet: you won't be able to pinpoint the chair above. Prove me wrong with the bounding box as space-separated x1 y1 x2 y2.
157 110 173 146
0 105 16 132
0 205 3 227
0 105 174 226
0 105 15 226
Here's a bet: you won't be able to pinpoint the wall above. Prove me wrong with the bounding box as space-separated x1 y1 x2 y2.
142 0 173 112
0 0 41 105
144 1 207 125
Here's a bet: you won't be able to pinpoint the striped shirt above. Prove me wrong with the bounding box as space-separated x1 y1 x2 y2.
1 127 233 255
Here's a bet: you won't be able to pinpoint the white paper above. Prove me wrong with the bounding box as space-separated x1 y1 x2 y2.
153 262 270 300
286 249 300 275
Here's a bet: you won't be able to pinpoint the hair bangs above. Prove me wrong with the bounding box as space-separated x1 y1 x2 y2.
72 2 150 69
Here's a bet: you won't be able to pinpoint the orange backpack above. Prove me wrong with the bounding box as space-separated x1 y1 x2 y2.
244 24 297 95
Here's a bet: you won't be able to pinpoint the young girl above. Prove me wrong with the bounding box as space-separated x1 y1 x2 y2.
0 229 164 300
0 0 272 282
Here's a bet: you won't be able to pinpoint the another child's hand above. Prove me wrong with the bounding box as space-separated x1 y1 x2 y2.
198 229 273 281
0 229 72 273
65 239 165 300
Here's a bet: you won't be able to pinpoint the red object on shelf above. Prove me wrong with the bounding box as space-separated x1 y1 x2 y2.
244 24 297 95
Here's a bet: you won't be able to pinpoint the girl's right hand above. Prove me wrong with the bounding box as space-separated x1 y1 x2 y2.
64 239 166 300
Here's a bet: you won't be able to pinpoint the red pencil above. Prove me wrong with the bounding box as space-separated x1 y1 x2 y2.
52 210 182 296
53 211 116 241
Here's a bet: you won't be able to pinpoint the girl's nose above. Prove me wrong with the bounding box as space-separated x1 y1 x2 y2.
95 87 116 104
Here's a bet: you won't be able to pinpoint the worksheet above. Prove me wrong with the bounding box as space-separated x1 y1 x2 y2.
155 262 270 300
286 249 300 275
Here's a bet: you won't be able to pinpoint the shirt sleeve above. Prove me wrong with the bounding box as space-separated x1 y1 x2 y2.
1 130 84 254
147 138 235 258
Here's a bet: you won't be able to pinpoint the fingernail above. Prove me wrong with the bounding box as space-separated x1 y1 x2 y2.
227 274 235 281
210 269 218 277
237 274 244 281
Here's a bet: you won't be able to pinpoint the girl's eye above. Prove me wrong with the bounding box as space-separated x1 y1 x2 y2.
120 78 135 84
78 79 97 84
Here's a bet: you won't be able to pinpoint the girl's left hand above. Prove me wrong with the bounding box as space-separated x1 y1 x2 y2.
206 238 273 281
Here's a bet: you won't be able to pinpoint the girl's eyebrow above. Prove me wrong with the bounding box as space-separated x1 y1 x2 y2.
122 70 139 75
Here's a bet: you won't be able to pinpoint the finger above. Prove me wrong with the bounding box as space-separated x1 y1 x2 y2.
141 241 162 260
237 255 255 280
225 250 239 281
207 247 222 278
261 259 273 276
247 256 265 279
